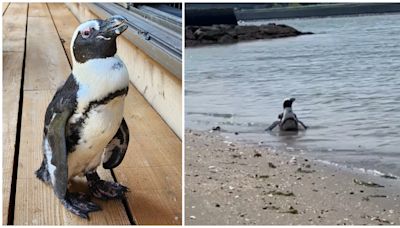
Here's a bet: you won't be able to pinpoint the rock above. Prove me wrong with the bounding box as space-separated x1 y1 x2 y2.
237 34 253 41
186 28 196 40
253 152 262 158
218 34 235 44
380 174 397 179
353 179 384 188
212 126 221 131
297 167 315 173
289 156 297 165
185 23 312 47
280 206 299 214
186 40 199 47
262 205 279 210
194 27 226 40
267 190 295 197
234 25 260 35
268 162 277 168
200 39 215 45
217 24 235 31
256 175 269 179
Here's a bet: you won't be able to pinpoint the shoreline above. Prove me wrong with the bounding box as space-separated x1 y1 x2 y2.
185 129 400 225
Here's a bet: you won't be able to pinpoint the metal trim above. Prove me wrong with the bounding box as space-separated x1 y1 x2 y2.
86 3 182 79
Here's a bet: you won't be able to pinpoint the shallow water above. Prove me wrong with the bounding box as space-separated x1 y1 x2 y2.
185 13 400 176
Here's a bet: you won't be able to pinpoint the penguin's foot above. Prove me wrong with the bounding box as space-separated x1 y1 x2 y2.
86 171 128 200
61 192 101 219
88 180 128 200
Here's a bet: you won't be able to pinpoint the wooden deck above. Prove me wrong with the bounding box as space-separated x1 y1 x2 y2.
2 3 182 225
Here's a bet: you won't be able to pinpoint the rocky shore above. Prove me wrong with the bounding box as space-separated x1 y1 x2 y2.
185 129 400 225
185 23 313 47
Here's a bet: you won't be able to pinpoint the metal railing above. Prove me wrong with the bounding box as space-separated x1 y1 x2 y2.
87 3 182 79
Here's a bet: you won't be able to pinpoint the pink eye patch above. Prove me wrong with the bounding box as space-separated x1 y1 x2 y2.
81 28 91 38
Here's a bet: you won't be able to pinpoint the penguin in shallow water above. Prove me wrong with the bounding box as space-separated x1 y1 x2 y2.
266 98 308 131
35 15 130 219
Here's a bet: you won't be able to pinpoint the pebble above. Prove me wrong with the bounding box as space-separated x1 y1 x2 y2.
212 126 221 131
190 215 196 220
289 156 297 165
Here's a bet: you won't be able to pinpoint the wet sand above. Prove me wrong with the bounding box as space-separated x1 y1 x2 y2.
185 129 400 225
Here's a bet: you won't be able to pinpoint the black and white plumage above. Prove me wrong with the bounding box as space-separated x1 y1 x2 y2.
266 98 308 131
35 15 130 219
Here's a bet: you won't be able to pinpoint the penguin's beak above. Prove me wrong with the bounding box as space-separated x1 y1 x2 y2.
100 15 128 38
290 98 296 102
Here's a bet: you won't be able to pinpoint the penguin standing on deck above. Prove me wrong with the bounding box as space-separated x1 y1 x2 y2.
35 15 130 219
266 98 308 131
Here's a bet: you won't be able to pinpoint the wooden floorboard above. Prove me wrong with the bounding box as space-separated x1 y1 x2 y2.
2 3 10 15
115 85 182 225
2 3 28 224
47 3 78 64
23 4 70 91
12 3 130 225
28 3 50 17
2 52 24 225
2 3 28 52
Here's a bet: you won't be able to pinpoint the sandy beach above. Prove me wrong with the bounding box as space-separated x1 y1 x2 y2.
185 129 400 225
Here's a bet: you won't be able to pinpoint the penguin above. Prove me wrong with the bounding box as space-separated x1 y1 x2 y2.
35 15 130 219
266 98 308 131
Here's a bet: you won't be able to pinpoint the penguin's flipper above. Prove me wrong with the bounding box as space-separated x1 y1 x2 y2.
266 121 280 131
103 118 129 169
298 120 308 130
47 108 72 199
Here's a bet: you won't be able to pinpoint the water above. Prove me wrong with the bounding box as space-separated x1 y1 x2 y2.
185 13 400 176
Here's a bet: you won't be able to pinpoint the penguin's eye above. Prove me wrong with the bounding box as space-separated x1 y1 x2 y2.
81 28 91 39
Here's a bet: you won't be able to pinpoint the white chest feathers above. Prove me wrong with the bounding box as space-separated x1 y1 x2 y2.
67 56 129 178
68 96 125 178
72 56 129 114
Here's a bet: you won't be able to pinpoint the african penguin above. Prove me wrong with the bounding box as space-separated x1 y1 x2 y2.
35 15 130 219
266 98 308 131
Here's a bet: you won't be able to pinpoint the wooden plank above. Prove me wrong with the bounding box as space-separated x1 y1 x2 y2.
14 91 130 225
28 3 50 17
2 52 25 224
2 3 28 52
2 2 10 15
47 3 80 64
2 3 28 224
23 13 70 91
113 85 182 225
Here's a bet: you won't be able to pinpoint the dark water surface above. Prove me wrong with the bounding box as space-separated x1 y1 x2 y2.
185 13 400 176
